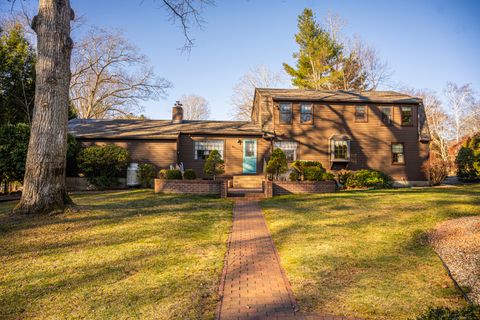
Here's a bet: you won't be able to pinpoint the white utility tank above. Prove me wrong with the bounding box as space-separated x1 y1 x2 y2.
126 163 140 187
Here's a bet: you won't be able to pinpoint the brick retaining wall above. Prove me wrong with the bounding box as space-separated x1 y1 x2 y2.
154 179 228 197
264 180 336 197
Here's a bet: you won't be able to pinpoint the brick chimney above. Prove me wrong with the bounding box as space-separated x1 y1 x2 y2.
172 101 183 123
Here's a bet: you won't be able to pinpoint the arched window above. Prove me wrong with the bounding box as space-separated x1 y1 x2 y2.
330 135 351 162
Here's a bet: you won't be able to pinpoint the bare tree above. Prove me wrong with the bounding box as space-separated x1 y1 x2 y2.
230 65 287 120
444 82 475 143
70 27 171 119
179 94 210 120
10 0 211 215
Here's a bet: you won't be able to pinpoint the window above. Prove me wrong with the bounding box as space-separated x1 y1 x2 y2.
330 135 351 161
380 106 392 126
392 143 405 164
355 105 367 122
279 103 292 124
194 140 224 160
273 141 298 161
400 106 413 126
300 104 313 123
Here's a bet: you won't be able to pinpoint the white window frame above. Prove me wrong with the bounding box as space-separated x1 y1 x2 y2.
273 140 298 161
330 138 350 162
194 140 224 160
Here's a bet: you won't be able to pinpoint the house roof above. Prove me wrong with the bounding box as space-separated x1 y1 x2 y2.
255 88 422 104
68 119 263 140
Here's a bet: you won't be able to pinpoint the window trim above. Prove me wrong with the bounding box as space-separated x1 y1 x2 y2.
300 103 314 124
278 102 293 125
194 139 225 160
380 106 393 126
330 136 351 162
400 106 414 127
273 140 298 161
391 142 406 165
355 105 368 123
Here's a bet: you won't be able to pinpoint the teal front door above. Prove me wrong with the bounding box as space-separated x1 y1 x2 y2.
242 139 257 174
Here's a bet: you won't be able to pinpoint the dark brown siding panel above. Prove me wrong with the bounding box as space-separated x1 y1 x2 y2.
178 134 269 178
80 139 177 170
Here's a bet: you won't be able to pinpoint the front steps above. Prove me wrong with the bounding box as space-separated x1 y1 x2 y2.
227 188 265 198
232 175 264 189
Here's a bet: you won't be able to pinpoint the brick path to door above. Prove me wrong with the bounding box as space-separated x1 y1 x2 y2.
216 199 361 320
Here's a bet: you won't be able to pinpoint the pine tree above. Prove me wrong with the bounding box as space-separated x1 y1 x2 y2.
204 150 225 180
283 8 343 90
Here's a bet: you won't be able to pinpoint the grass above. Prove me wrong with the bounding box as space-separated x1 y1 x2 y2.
0 190 232 320
262 185 480 320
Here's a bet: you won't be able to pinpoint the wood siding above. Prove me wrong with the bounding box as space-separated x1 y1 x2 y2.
80 139 178 170
268 101 429 181
178 135 270 178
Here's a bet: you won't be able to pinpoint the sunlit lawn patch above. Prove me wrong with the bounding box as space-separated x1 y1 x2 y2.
262 185 480 320
0 190 232 319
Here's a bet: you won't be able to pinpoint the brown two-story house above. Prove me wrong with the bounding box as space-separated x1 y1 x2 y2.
68 88 430 185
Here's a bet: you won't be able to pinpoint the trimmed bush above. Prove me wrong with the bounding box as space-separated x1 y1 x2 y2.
322 172 336 181
266 148 288 180
183 169 196 180
289 160 326 181
204 150 224 180
456 134 480 181
303 167 325 181
77 144 129 189
415 305 480 320
159 169 182 180
137 163 156 188
345 169 393 189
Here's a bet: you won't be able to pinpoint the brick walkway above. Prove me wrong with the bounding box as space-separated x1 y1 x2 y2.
217 199 360 320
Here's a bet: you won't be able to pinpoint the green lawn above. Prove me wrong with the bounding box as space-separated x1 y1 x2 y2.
0 190 232 320
262 185 480 320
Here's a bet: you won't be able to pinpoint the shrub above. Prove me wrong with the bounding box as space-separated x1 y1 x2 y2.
423 158 449 186
336 169 353 185
204 150 224 180
137 163 156 188
66 134 81 177
289 160 325 181
159 169 182 180
266 148 288 180
456 134 480 181
322 172 336 181
303 167 325 181
77 144 129 189
183 169 196 180
0 123 30 186
415 305 480 320
345 169 393 189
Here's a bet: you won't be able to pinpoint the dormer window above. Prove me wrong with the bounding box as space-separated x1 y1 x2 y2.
330 135 351 162
279 103 292 124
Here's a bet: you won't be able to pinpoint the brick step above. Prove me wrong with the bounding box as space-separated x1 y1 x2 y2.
228 188 265 198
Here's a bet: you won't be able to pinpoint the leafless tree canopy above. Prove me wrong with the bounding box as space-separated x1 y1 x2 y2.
159 0 213 51
179 94 210 120
230 65 287 121
70 27 171 119
444 82 478 143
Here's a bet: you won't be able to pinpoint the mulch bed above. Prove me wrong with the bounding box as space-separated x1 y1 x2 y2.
429 216 480 304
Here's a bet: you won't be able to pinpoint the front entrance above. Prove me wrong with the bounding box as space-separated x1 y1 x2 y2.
242 139 257 174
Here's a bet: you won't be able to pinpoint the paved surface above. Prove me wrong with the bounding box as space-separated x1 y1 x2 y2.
217 199 360 320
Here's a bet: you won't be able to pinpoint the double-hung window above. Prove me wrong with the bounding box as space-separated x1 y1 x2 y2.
331 139 350 161
392 143 405 164
355 105 367 122
300 104 313 124
194 140 224 160
279 103 292 124
273 141 298 161
400 106 413 126
380 106 393 126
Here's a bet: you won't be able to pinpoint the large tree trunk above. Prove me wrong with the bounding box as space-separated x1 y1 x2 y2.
13 0 74 215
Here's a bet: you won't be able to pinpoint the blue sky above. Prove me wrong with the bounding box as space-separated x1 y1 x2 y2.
9 0 480 120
